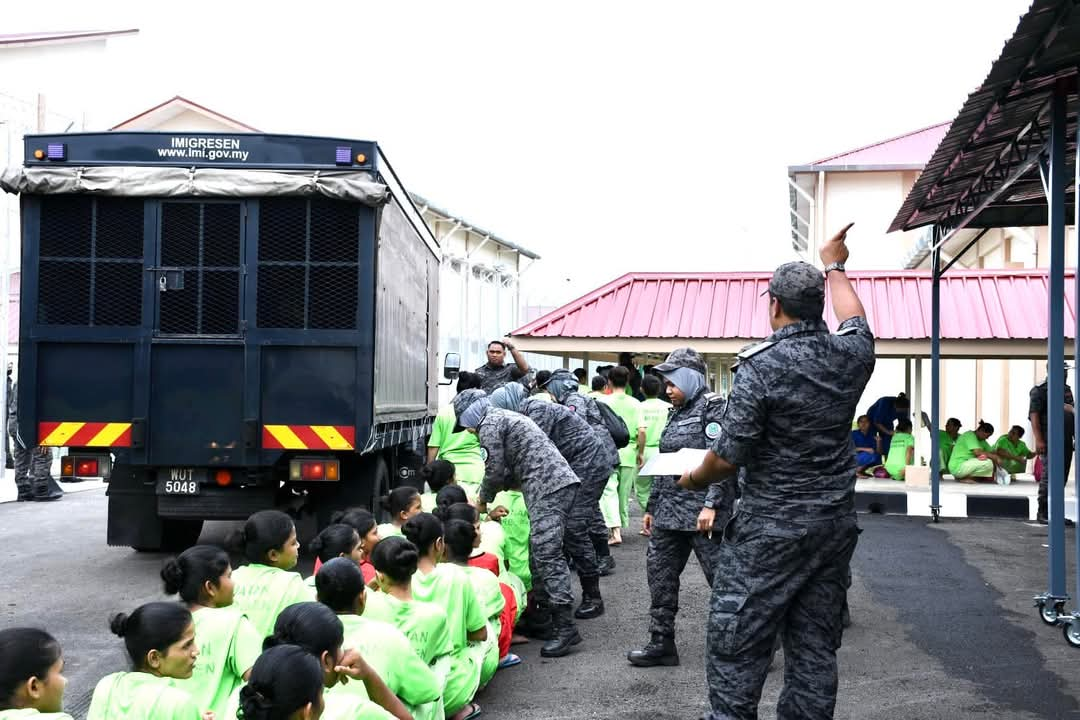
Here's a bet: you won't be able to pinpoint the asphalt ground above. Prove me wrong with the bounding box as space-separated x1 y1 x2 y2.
4 490 1080 719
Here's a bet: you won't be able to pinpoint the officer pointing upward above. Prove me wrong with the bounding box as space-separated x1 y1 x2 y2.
681 224 875 720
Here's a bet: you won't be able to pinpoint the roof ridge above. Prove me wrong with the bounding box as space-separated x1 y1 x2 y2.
808 121 951 165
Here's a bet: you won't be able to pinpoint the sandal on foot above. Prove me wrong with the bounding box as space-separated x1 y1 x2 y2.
498 653 522 669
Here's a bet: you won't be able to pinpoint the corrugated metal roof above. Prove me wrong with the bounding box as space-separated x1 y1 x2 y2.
890 0 1080 233
793 122 951 171
511 270 1076 341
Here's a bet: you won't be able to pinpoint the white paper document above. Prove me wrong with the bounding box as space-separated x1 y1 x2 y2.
637 448 708 477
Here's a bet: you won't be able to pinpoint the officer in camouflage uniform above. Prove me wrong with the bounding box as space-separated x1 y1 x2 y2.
625 347 732 668
681 227 874 719
542 369 620 574
491 381 612 619
452 388 583 657
8 382 57 502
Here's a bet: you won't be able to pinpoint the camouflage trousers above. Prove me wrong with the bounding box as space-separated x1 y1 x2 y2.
646 527 722 638
528 483 578 608
565 471 608 579
10 430 50 498
705 512 859 720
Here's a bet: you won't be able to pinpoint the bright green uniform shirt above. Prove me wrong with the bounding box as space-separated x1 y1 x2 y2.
492 489 531 590
230 563 314 639
994 435 1032 474
938 430 957 465
478 520 505 563
948 431 992 475
329 614 441 707
428 406 486 488
362 591 455 664
884 432 915 480
376 523 403 539
172 606 261 718
412 564 487 651
0 711 74 720
640 398 672 447
88 672 201 720
223 687 394 720
600 393 644 466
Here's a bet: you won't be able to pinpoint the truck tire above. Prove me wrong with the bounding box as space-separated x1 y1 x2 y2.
310 453 390 530
161 519 205 552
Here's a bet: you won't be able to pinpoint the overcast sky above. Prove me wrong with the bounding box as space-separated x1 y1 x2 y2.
7 0 1033 307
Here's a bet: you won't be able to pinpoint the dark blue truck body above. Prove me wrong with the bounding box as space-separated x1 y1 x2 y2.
8 132 440 549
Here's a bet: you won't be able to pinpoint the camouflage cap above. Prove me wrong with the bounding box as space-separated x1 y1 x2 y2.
653 347 707 375
763 261 825 304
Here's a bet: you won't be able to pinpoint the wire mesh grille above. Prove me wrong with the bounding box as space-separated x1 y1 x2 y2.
37 196 144 326
257 197 359 329
158 202 242 335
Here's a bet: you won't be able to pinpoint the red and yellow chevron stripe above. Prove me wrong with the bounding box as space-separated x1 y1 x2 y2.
38 421 132 448
262 425 355 451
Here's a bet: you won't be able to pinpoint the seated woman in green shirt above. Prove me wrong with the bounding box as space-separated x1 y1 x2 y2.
0 628 73 720
161 546 262 719
88 602 203 720
316 558 443 720
376 487 422 541
236 645 324 720
994 425 1036 476
419 460 458 512
948 421 1000 483
883 418 916 481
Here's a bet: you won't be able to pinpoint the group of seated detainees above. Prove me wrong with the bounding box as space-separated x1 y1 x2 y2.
0 459 527 720
852 399 1037 485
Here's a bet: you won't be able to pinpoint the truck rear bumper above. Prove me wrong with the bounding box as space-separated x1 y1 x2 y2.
157 485 276 521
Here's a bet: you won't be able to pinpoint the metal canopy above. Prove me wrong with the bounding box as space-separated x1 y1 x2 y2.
890 0 1080 240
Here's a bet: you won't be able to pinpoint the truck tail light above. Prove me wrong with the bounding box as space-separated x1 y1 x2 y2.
289 458 340 482
61 454 111 479
215 469 232 487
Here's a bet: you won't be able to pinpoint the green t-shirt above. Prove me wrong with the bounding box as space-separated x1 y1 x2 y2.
230 563 314 639
223 687 394 720
640 398 672 447
329 615 441 707
363 590 455 664
938 430 957 464
492 489 530 590
460 566 503 686
600 393 643 466
88 672 201 720
884 432 915 480
172 606 261 718
0 711 74 720
948 431 992 474
376 523 403 540
478 520 505 562
411 564 487 651
428 406 485 474
994 435 1031 460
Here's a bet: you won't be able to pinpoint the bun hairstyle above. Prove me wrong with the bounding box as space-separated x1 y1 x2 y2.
369 536 419 584
443 519 478 563
239 645 323 720
976 419 995 435
264 602 343 661
432 501 478 526
420 459 456 494
109 602 192 670
315 557 366 613
379 486 420 518
329 508 376 538
455 371 483 394
161 545 230 603
434 485 468 511
307 524 359 564
226 510 295 565
0 628 62 707
401 512 443 555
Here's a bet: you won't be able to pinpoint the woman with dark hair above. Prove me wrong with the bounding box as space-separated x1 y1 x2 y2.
376 487 422 540
328 509 380 583
316 558 442 720
228 510 312 638
88 603 203 719
237 645 324 720
162 545 261 718
948 420 1001 483
0 628 71 718
419 460 457 512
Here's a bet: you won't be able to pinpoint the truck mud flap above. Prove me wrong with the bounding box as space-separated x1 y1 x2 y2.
158 485 276 521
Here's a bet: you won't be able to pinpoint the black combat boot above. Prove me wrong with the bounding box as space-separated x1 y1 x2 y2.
516 598 553 640
541 605 582 657
574 576 605 619
627 633 679 667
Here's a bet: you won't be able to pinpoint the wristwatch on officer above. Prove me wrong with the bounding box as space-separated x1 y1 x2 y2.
703 498 716 510
824 262 846 274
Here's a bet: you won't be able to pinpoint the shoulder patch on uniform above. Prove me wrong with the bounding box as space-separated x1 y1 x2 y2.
705 421 721 439
736 341 775 361
480 447 489 462
836 325 860 336
704 392 724 403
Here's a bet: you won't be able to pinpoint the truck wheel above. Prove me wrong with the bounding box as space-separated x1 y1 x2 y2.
161 519 205 552
371 456 392 521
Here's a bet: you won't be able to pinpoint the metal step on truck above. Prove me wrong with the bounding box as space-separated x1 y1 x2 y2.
1 131 458 550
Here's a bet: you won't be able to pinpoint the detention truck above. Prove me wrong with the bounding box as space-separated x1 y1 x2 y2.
1 132 450 550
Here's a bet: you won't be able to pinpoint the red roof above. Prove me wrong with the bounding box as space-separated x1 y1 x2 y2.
796 122 951 169
512 270 1076 342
